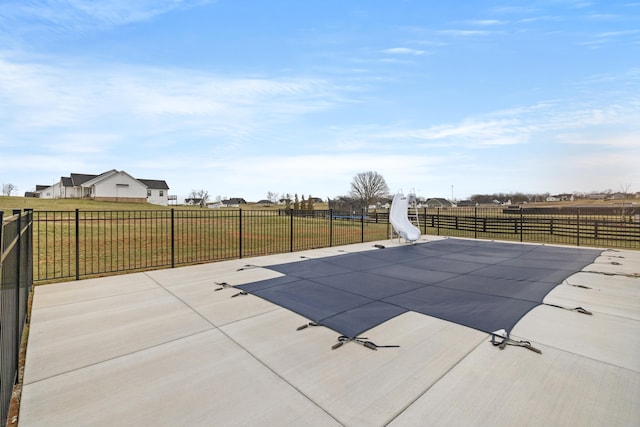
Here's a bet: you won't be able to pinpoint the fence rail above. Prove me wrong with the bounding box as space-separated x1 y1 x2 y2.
1 209 33 426
31 206 639 284
33 209 390 283
419 207 640 248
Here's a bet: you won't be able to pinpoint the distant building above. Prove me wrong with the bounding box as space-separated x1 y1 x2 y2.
184 198 205 206
35 170 170 206
425 198 454 208
587 194 607 200
610 193 628 200
210 198 247 208
547 194 574 202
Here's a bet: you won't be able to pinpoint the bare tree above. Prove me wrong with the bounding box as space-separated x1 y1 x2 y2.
2 183 17 196
349 171 389 208
267 191 279 204
189 189 209 207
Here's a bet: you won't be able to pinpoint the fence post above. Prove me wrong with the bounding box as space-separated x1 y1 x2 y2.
75 209 80 280
361 208 365 243
437 208 440 236
329 209 333 247
289 209 294 252
474 206 478 239
520 207 524 242
12 209 21 377
576 207 580 247
422 207 427 236
170 209 175 268
239 208 243 259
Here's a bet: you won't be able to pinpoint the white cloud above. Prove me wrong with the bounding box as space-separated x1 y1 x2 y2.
0 54 345 146
465 19 508 26
370 96 640 152
0 0 213 32
382 47 426 56
437 29 496 37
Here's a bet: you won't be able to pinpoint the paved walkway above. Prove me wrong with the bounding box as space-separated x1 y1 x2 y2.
19 238 640 426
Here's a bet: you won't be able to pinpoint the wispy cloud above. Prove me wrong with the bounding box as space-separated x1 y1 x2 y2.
370 96 640 150
0 0 212 32
382 47 426 56
0 54 347 151
437 29 496 37
463 19 508 26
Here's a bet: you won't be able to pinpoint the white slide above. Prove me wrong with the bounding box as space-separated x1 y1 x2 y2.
390 192 421 242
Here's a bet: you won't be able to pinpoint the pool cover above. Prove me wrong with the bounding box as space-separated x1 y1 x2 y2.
237 239 602 338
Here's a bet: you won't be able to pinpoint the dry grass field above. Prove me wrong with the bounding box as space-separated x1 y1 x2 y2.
3 195 637 284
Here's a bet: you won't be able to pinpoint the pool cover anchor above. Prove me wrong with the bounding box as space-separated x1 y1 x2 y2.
331 335 400 351
545 303 593 315
491 329 542 354
214 282 232 291
213 281 248 297
296 322 322 331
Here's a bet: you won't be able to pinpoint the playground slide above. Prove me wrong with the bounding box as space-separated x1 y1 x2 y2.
390 192 421 242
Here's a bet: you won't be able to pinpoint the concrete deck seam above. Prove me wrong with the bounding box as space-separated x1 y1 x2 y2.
506 332 640 373
216 304 283 327
383 333 489 426
31 285 162 310
23 327 216 386
143 272 347 426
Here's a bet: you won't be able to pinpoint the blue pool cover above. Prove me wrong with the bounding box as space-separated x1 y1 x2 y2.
237 239 602 338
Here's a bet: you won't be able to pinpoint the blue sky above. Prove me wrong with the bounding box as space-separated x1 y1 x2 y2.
1 0 639 202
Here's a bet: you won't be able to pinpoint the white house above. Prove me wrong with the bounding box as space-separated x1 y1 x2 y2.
36 170 170 206
138 179 170 206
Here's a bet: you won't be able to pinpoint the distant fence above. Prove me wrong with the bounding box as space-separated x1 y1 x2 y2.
421 206 640 248
30 206 639 284
1 210 33 426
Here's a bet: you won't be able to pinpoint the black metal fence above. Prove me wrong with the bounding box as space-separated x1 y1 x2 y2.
30 206 639 284
33 209 390 283
1 209 33 426
420 206 640 248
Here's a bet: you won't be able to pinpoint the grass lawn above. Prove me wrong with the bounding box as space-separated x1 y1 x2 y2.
3 196 637 283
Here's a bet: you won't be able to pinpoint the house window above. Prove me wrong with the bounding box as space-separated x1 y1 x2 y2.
147 190 151 197
159 190 164 197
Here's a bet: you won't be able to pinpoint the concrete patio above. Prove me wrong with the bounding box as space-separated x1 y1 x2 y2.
19 237 640 426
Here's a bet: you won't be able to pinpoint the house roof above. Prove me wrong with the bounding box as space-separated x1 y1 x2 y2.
61 171 169 190
69 173 97 186
138 179 169 190
224 198 246 204
426 198 453 207
82 170 122 187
